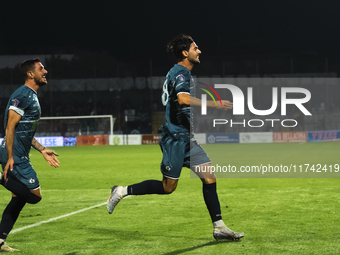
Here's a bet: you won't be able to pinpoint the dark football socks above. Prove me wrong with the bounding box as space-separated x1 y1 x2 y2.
127 180 166 195
0 197 26 240
203 182 222 223
4 176 41 204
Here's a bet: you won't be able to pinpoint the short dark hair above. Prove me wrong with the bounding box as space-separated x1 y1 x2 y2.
167 34 194 62
20 58 41 80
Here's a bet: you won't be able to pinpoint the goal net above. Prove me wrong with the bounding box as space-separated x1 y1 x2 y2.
36 115 116 137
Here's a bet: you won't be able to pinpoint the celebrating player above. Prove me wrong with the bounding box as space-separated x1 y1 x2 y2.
107 34 244 241
0 59 60 252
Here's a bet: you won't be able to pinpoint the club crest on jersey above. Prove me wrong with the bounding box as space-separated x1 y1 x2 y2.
11 99 20 107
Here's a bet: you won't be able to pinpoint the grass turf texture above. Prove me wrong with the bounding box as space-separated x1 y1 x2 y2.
0 143 339 254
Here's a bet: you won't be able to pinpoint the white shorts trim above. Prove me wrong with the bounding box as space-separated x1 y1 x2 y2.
163 174 180 180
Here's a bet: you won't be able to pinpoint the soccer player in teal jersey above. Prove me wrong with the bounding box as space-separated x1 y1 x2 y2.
0 59 60 252
107 34 244 240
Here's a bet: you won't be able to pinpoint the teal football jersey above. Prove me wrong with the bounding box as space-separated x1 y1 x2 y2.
161 64 195 136
0 85 41 163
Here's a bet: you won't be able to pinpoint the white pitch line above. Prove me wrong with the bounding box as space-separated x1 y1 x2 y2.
11 202 106 234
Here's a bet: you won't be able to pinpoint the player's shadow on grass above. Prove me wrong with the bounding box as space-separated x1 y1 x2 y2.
162 240 232 255
87 227 235 254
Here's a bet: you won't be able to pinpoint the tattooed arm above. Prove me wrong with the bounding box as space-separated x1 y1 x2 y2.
31 137 46 152
32 137 60 168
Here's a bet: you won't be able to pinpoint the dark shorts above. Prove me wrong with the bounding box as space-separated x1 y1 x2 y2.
159 131 210 179
1 160 40 190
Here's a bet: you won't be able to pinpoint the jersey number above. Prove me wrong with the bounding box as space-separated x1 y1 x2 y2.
161 79 169 106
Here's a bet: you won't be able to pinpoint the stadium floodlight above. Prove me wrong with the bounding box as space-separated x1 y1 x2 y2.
37 115 116 137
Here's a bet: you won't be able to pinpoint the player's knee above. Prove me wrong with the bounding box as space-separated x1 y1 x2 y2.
27 195 42 204
163 185 176 194
202 177 216 185
162 177 178 194
163 182 178 194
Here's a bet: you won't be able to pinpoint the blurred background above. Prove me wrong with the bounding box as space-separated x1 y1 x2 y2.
1 0 340 137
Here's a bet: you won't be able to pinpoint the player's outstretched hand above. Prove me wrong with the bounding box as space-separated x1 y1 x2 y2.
216 100 233 111
41 149 60 168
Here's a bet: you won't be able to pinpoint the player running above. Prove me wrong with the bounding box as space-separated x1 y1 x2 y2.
0 59 60 252
107 34 244 241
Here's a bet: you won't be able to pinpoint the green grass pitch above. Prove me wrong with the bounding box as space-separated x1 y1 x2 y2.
0 142 339 254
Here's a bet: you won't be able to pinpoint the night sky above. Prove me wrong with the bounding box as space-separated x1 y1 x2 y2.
1 1 340 66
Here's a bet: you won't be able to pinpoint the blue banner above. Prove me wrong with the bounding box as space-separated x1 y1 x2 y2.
308 130 340 142
64 137 77 146
35 136 64 147
0 137 77 147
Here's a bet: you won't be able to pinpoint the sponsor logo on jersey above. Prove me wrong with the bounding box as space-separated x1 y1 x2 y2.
178 74 185 81
11 99 20 107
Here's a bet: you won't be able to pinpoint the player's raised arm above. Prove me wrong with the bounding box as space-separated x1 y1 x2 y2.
31 137 60 168
3 110 22 180
177 93 233 110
